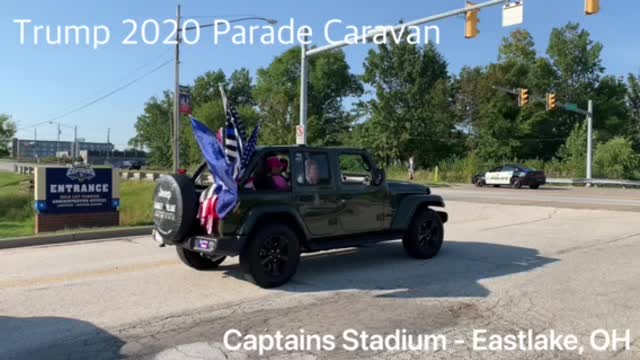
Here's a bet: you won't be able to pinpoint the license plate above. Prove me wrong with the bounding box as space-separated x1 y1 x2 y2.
193 238 217 252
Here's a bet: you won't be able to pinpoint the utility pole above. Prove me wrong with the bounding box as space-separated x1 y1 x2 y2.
586 100 593 182
173 4 181 173
106 128 111 165
299 35 309 145
56 123 61 162
34 128 38 162
74 125 78 160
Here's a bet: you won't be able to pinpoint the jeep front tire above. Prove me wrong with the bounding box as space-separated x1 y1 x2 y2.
403 208 444 259
240 224 301 288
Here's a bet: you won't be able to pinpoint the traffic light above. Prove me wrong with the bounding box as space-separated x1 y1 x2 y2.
465 1 480 39
585 0 600 15
546 93 558 111
518 88 529 107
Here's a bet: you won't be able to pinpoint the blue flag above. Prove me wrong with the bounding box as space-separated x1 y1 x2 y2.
190 117 238 218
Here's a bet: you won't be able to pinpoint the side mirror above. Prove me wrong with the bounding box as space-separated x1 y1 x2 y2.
373 168 386 186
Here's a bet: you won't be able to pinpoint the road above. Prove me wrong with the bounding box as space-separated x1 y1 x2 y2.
2 200 640 359
438 185 640 211
0 160 17 172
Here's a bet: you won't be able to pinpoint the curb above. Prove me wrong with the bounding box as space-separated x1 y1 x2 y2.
0 226 153 250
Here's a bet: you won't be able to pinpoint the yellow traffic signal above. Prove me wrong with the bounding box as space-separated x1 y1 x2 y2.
518 88 529 107
585 0 600 15
465 1 480 39
546 93 558 111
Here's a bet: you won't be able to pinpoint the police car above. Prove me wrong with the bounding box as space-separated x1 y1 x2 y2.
473 165 546 189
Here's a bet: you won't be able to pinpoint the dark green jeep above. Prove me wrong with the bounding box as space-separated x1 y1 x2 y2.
152 146 448 288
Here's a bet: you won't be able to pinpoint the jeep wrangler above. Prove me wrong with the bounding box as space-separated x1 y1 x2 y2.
152 146 448 288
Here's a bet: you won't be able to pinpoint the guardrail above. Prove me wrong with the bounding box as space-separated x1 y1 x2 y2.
9 164 215 183
547 178 640 188
10 164 636 188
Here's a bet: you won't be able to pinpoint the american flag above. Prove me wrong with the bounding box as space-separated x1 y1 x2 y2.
224 105 246 179
191 94 263 235
240 121 261 175
191 117 239 235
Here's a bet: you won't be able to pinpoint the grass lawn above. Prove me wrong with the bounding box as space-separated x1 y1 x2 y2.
119 181 155 226
0 172 156 239
0 173 34 238
386 167 450 187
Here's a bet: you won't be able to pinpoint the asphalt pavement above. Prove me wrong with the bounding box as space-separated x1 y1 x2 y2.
438 185 640 211
1 200 639 359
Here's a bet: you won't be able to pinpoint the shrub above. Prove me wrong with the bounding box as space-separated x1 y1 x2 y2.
593 137 639 179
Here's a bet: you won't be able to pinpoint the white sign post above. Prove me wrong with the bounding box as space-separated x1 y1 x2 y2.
502 1 524 27
296 125 305 145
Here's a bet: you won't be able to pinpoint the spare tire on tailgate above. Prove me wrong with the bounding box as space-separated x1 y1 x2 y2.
153 174 198 244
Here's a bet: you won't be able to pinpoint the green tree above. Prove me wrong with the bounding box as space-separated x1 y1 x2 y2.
361 41 459 167
227 68 255 106
593 137 639 179
129 92 173 167
254 47 362 146
627 73 640 149
191 70 227 108
547 22 604 101
0 114 17 157
499 29 537 64
557 122 587 178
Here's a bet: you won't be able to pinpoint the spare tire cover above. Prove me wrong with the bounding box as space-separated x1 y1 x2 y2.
153 174 198 244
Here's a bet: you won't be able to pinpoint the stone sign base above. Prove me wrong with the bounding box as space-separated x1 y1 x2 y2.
36 212 119 233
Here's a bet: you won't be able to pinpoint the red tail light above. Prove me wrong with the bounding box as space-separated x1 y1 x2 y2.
178 168 187 175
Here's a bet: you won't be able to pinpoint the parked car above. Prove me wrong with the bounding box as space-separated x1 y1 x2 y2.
473 164 546 189
120 160 142 170
151 146 448 288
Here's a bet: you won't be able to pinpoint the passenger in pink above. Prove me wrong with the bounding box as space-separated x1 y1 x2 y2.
266 157 290 192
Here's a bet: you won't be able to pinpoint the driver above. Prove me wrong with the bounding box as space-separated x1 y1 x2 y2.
305 159 320 185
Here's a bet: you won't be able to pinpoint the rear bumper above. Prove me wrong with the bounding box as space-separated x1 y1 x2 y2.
183 235 247 256
522 176 546 186
153 229 246 256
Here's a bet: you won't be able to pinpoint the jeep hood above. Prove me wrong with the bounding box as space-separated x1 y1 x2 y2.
387 181 430 195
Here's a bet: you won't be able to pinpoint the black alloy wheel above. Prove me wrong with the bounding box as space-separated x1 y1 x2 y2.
403 208 444 259
240 224 301 288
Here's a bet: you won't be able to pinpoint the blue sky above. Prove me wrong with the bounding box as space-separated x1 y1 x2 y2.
1 0 638 149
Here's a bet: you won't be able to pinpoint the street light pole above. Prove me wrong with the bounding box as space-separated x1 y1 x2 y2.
106 128 111 165
173 4 182 173
586 99 593 182
299 36 309 145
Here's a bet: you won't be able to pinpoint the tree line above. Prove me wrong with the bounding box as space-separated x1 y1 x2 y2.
131 22 640 180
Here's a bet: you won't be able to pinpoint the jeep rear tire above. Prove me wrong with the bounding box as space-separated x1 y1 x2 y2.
403 208 444 259
240 224 300 288
176 247 226 270
152 175 198 244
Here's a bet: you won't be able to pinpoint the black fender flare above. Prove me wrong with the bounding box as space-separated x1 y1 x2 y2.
391 194 447 231
236 205 310 252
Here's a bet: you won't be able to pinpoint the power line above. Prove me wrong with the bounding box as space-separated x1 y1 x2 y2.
17 51 173 132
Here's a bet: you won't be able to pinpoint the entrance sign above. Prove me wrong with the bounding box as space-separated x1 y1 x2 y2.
34 164 120 233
